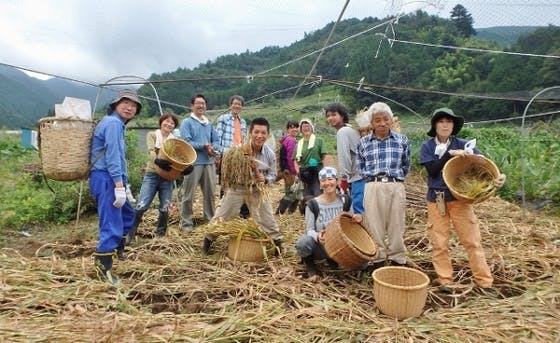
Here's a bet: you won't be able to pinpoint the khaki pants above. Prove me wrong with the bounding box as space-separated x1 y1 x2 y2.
363 182 406 264
209 188 282 241
427 200 493 288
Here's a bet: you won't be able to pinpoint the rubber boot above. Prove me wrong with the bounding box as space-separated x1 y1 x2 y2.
326 258 339 270
202 237 214 255
116 236 126 260
94 251 120 286
273 239 282 257
126 209 146 245
156 210 169 237
287 200 299 214
299 195 314 215
302 256 319 277
275 199 291 215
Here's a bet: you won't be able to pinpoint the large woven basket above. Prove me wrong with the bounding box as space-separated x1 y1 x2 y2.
156 138 197 181
443 155 500 203
227 236 269 262
38 117 95 181
323 213 377 269
372 266 429 320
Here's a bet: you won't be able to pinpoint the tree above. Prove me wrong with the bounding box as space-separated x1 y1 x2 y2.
450 4 476 37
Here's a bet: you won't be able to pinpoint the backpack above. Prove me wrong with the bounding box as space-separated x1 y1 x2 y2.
306 194 352 221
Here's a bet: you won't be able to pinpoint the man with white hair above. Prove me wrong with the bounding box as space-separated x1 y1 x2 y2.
357 102 411 270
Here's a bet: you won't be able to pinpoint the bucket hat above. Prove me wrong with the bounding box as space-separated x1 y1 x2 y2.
427 107 464 137
110 90 142 115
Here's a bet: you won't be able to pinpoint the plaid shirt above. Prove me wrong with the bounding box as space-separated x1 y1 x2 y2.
215 113 247 153
357 131 410 180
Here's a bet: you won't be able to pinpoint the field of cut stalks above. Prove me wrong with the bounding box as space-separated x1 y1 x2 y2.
1 172 559 342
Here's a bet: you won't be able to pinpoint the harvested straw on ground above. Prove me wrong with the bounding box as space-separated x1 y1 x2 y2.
1 171 559 342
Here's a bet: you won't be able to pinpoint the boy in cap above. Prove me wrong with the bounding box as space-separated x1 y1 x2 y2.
89 90 142 285
295 167 361 281
357 102 410 269
420 107 506 296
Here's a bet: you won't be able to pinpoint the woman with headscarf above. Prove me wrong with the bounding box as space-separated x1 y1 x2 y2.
293 118 327 214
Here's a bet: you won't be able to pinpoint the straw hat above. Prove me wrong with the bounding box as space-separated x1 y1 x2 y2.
427 107 464 137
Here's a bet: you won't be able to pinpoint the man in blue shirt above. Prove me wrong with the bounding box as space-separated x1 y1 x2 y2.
179 94 219 232
89 90 142 286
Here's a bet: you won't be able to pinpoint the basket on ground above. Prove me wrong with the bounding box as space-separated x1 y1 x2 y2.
156 138 197 180
372 266 429 320
39 117 95 181
227 236 269 262
323 212 377 269
443 155 500 203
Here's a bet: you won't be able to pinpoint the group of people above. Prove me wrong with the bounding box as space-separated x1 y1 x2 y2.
89 89 506 296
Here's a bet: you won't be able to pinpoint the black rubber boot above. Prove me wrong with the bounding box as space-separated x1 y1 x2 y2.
94 251 120 286
326 258 339 270
127 209 146 245
302 256 319 277
202 237 214 255
273 239 282 257
116 236 126 260
156 210 169 237
276 199 291 215
287 200 299 214
299 195 314 215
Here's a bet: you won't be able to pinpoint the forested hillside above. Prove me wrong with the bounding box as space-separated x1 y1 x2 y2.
139 10 559 122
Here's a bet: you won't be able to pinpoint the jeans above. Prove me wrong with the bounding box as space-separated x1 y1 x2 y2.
135 172 174 212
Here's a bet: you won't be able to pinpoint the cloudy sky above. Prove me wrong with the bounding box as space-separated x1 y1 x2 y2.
0 0 558 84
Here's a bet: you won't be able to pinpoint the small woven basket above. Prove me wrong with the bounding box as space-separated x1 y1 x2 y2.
443 155 500 203
156 138 197 181
372 266 429 320
38 117 95 181
324 212 377 269
227 236 269 262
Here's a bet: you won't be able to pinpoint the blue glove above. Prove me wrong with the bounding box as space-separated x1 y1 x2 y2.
113 187 127 208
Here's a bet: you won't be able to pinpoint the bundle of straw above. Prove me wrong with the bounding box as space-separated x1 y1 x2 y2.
220 145 270 202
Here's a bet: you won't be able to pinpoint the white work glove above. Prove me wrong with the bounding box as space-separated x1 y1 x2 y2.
448 149 467 157
125 184 136 203
434 143 447 159
464 139 477 155
113 187 127 208
494 173 507 188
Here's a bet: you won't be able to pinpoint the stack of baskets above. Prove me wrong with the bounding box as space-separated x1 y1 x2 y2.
227 236 270 262
323 213 377 269
372 266 430 320
38 117 95 181
443 155 500 203
156 138 197 180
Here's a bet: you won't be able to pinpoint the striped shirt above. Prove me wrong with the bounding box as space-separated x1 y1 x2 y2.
357 131 410 180
215 113 247 153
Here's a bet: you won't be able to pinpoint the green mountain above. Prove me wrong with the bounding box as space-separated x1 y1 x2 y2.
0 65 112 129
139 13 556 122
476 26 539 47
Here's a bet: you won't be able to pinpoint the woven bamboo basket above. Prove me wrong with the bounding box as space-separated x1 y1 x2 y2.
227 236 269 262
38 117 95 181
156 138 197 181
323 213 377 269
443 155 500 203
372 266 429 320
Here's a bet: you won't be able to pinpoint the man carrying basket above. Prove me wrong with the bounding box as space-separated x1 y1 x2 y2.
89 90 142 286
